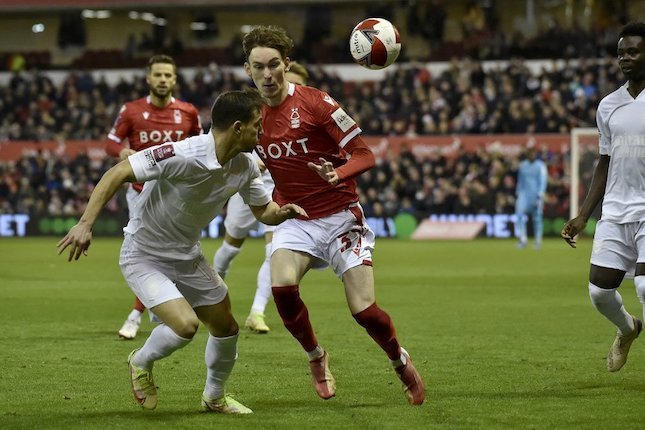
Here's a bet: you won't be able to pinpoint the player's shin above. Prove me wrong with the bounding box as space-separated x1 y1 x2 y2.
272 285 318 351
134 324 192 370
352 302 401 360
203 333 238 400
213 242 241 279
635 276 645 324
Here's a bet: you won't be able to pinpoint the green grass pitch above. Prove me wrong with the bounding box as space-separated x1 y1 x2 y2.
1 237 643 429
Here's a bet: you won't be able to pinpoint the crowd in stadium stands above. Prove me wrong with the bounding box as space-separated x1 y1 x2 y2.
0 41 624 220
0 134 571 222
0 53 621 141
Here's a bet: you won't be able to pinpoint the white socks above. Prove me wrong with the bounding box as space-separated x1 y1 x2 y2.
127 309 142 322
251 243 273 314
203 333 239 400
133 324 191 370
213 241 241 279
306 345 324 361
634 276 645 324
588 282 635 335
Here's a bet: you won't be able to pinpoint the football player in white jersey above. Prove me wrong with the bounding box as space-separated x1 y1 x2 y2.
57 89 307 414
562 21 645 373
212 61 309 334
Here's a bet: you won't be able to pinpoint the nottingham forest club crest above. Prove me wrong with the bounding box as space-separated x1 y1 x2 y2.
173 109 182 124
290 108 301 129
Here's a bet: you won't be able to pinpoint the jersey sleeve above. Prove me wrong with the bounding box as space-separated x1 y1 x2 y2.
128 142 188 182
106 104 132 157
312 91 362 149
596 103 611 156
239 160 271 207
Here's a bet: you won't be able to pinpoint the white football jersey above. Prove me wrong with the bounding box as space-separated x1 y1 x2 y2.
596 83 645 223
125 132 270 259
252 150 275 193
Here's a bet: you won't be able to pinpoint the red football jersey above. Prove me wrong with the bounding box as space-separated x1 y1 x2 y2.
106 96 201 191
256 83 363 219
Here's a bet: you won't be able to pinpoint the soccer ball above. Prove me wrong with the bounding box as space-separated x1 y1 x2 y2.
349 18 401 70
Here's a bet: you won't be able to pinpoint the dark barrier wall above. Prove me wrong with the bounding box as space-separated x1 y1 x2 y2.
0 213 595 239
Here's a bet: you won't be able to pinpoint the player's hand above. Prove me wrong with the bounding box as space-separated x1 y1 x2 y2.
256 159 267 173
308 157 339 185
278 203 308 220
119 148 136 161
561 217 586 248
57 222 93 261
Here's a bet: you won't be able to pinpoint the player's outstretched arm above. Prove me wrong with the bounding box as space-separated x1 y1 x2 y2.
561 155 609 249
57 159 136 261
250 201 308 225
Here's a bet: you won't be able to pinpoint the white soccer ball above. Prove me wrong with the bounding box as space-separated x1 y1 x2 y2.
349 18 401 70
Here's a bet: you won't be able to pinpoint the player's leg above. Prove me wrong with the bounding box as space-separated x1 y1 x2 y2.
120 240 196 409
533 198 544 249
343 265 424 405
119 186 147 339
213 193 254 278
589 221 641 372
128 298 196 410
331 204 424 405
245 230 273 333
213 233 245 279
194 295 252 414
635 266 645 337
175 254 250 414
514 195 528 248
271 244 334 399
633 223 645 325
119 296 146 339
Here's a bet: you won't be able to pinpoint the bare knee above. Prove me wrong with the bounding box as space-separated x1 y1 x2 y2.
589 264 625 290
172 316 200 339
207 314 239 338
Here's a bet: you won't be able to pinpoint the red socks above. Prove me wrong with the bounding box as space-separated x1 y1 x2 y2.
272 285 318 352
353 303 401 360
134 296 146 313
272 287 400 361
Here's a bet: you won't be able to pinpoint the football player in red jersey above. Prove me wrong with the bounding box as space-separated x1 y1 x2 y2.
106 55 202 340
212 60 310 335
242 26 425 405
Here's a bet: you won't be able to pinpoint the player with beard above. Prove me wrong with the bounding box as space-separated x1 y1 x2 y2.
106 55 202 340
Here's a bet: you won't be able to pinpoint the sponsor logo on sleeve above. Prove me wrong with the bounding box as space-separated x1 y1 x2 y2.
143 149 156 167
153 144 176 162
331 107 356 132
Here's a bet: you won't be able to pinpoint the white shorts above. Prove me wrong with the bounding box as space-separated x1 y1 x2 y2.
590 219 645 275
119 234 228 309
224 192 275 239
271 203 375 278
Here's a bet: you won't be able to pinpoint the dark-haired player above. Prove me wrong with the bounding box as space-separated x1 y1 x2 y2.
562 21 645 372
59 89 306 413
